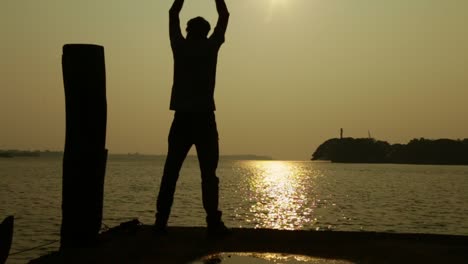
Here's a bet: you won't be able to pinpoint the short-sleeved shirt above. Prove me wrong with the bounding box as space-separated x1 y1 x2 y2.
170 36 224 112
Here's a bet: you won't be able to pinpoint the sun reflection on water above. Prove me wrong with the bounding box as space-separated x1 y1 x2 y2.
245 161 315 230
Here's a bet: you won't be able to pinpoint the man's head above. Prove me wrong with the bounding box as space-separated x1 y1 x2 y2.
186 17 211 39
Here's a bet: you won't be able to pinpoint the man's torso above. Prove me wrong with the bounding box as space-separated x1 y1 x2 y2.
170 39 222 112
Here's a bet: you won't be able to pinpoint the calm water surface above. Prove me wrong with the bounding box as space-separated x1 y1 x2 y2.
1 156 468 263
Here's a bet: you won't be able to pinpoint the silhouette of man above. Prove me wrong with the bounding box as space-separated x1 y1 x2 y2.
154 0 230 237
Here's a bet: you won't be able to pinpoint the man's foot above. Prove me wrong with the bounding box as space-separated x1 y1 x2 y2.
153 213 169 236
207 221 231 239
206 211 231 238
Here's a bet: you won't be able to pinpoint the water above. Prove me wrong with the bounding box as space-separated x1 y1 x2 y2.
2 156 468 263
193 253 354 264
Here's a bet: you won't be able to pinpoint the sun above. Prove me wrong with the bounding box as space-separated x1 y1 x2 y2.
270 0 289 8
265 0 290 22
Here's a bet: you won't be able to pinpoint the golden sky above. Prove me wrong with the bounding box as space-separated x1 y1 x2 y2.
1 0 467 160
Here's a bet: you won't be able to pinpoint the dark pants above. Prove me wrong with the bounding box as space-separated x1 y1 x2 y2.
156 112 221 225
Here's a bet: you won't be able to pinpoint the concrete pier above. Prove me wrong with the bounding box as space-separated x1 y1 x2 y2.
31 223 468 264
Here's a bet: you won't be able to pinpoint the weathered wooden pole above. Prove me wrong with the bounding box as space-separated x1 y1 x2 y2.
0 216 14 264
61 44 108 248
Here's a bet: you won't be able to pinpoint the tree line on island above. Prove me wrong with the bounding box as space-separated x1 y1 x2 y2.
312 137 468 165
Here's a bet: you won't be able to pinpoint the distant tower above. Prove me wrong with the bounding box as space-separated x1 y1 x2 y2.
340 128 343 139
368 130 372 139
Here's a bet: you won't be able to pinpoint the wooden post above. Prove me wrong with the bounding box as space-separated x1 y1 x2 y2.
60 44 108 248
0 216 14 264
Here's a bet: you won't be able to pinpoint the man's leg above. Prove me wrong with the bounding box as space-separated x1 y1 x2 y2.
155 115 192 229
195 132 220 218
195 113 229 236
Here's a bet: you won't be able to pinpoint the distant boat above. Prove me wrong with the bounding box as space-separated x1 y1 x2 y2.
0 216 14 264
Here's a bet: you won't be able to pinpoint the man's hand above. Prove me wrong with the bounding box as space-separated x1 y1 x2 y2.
169 0 185 44
170 0 185 15
215 0 230 17
211 0 229 42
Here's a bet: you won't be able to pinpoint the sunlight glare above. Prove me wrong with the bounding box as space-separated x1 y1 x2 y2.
247 161 313 230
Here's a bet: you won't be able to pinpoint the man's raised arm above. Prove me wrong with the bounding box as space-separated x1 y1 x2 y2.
211 0 230 42
169 0 185 43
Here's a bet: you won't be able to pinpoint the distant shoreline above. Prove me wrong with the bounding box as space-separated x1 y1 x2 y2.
0 150 42 158
0 150 273 161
